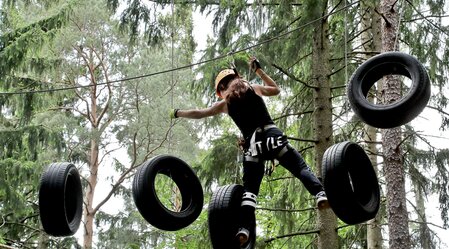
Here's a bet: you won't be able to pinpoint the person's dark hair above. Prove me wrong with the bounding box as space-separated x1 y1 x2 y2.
225 78 249 103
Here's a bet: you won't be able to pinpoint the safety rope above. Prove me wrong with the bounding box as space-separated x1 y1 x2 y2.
168 0 182 212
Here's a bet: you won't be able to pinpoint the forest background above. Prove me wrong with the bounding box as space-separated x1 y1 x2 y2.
1 0 449 249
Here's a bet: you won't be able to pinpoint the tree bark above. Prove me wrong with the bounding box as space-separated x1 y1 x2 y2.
361 1 383 248
83 81 100 249
366 128 384 249
311 1 338 248
413 176 435 249
83 137 99 249
380 0 411 248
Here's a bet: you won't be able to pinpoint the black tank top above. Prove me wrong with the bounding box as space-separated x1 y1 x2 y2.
227 86 274 140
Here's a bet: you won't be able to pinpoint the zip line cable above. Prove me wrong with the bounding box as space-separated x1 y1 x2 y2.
1 1 361 96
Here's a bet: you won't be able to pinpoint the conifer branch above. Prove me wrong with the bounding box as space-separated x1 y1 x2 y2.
257 206 315 213
403 15 449 23
137 0 303 7
374 7 392 27
264 228 320 243
266 176 295 182
428 105 449 117
336 219 447 231
0 244 20 249
273 110 313 121
286 136 319 143
272 63 318 89
4 222 41 233
409 220 447 230
404 0 449 36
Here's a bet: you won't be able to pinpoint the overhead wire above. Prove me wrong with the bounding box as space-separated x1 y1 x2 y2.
1 0 362 96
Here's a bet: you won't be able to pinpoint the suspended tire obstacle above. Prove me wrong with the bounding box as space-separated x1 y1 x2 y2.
39 162 83 236
208 184 256 249
347 51 430 128
132 155 203 231
322 141 380 224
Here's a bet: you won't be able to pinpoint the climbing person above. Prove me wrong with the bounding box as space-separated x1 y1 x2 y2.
170 56 328 246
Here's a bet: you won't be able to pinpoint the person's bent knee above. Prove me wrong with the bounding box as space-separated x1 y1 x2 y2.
277 145 309 171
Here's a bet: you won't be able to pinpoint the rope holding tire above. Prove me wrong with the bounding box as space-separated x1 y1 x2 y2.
39 162 83 237
322 141 380 224
347 52 431 128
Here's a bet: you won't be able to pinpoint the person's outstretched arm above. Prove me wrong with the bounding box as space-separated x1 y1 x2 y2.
172 100 227 119
249 57 280 96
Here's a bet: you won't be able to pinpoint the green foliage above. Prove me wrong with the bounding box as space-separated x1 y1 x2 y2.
1 0 200 248
0 0 73 76
434 149 449 226
401 0 449 130
1 0 449 248
106 0 195 47
0 158 41 247
196 132 241 190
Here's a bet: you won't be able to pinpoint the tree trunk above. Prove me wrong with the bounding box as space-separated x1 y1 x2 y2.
83 87 100 249
83 137 99 249
365 128 383 249
413 178 435 249
311 1 338 248
360 2 383 248
380 0 411 248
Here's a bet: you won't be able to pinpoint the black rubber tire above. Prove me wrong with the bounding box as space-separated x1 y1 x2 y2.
39 162 83 236
347 51 430 128
208 184 256 249
322 141 380 224
132 155 203 231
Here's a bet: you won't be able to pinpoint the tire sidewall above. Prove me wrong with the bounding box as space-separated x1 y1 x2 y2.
132 155 203 231
322 142 380 224
348 52 430 128
208 184 256 249
39 162 83 236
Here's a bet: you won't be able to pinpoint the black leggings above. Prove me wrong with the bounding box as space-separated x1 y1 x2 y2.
242 145 324 196
239 128 324 231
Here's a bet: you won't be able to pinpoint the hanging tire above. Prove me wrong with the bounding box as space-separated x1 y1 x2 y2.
322 141 380 224
347 51 430 128
39 162 83 236
208 184 256 249
132 155 203 231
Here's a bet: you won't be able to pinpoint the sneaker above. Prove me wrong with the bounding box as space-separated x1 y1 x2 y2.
316 191 328 208
235 228 249 246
